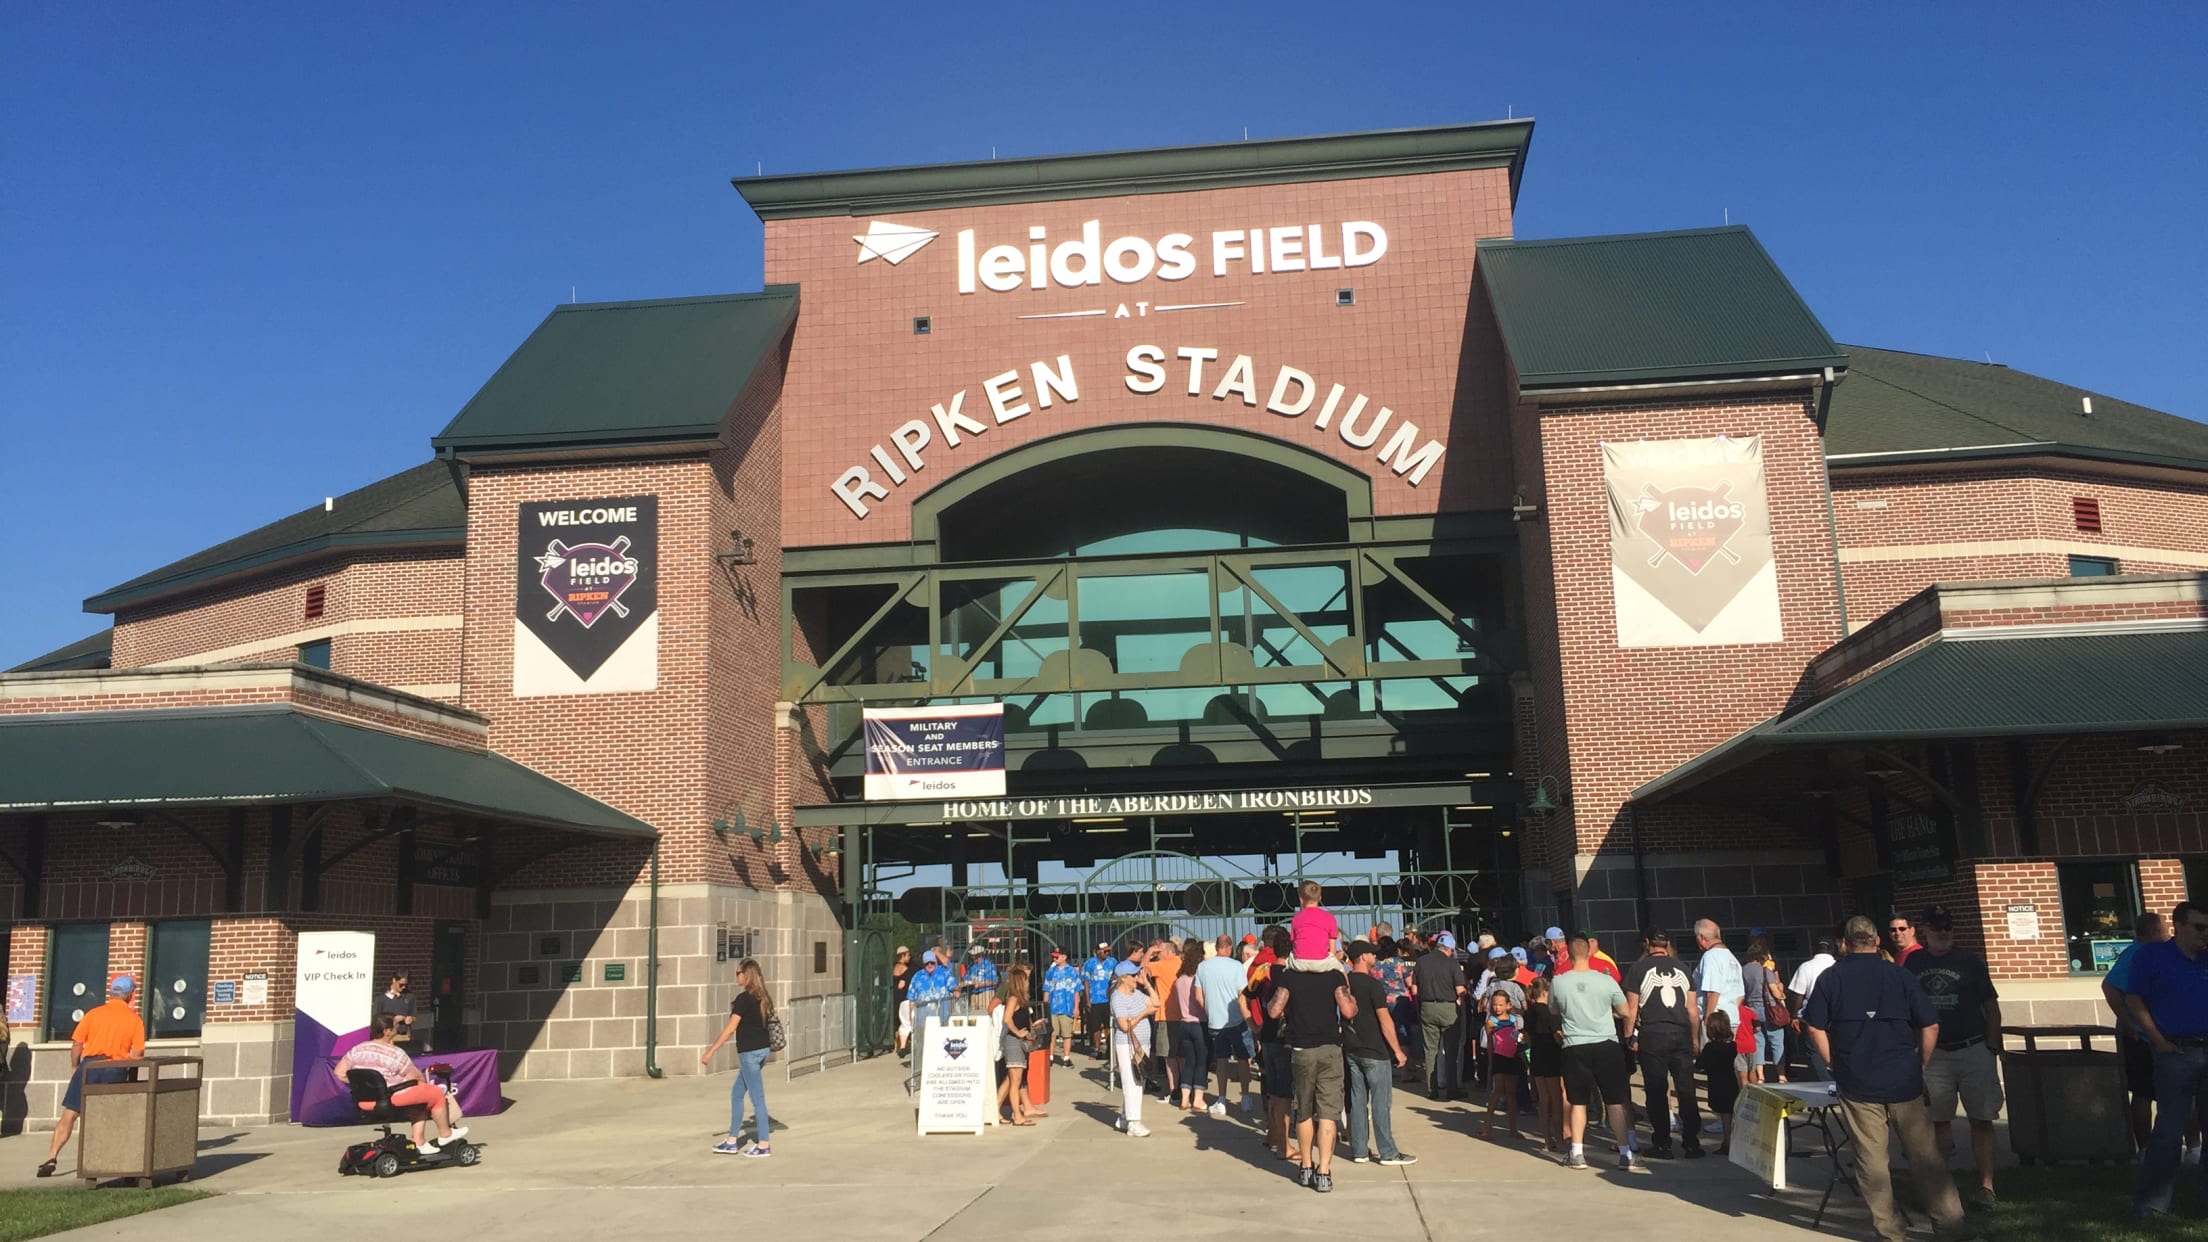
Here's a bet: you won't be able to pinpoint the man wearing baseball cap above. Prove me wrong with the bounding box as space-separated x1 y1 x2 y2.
38 974 145 1177
1413 932 1467 1099
1044 948 1082 1068
961 942 999 1014
1084 942 1119 1061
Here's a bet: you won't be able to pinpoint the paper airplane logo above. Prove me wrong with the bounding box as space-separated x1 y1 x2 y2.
854 220 938 266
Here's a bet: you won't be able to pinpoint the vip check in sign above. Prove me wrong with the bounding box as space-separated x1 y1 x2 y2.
864 704 1006 801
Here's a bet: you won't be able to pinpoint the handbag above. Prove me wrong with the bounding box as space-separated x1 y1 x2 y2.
1764 975 1792 1028
767 1014 788 1053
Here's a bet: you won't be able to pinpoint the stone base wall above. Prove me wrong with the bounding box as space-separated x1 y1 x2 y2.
480 881 843 1081
1568 848 1845 953
0 1022 292 1133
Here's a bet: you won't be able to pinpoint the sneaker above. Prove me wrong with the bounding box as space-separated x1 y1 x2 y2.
741 1143 772 1158
444 1126 468 1144
1126 1122 1152 1138
1565 1151 1589 1170
418 1138 442 1155
1208 1101 1227 1119
713 1139 744 1154
1645 1144 1675 1160
1618 1149 1639 1172
1298 1164 1316 1188
1682 1143 1708 1159
1313 1172 1333 1193
1377 1153 1419 1166
1350 1154 1370 1164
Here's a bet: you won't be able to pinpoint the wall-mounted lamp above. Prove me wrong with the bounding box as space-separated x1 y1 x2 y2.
2139 734 2183 756
715 529 757 569
1526 775 1568 815
1510 490 1542 523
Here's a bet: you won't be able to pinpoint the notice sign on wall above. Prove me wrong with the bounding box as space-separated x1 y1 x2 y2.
1604 435 1782 647
514 496 659 696
864 703 1006 801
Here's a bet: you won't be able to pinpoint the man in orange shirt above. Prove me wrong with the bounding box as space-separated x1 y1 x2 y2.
38 974 146 1177
1143 939 1184 1100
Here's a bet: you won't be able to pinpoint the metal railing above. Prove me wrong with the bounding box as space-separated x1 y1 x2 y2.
781 992 858 1081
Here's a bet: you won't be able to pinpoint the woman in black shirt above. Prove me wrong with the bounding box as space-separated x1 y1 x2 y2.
1523 976 1567 1153
702 958 777 1157
994 964 1040 1125
891 947 913 1055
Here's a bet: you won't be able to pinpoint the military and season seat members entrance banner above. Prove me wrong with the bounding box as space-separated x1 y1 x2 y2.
514 496 659 696
1603 435 1782 647
863 703 1006 800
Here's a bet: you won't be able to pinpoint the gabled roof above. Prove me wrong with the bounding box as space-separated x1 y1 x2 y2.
1633 626 2208 805
1477 226 1847 394
734 120 1536 219
431 288 798 457
8 628 113 673
85 463 463 615
0 704 656 837
1826 345 2208 469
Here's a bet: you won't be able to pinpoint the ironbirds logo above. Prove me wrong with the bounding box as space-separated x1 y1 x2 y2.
942 1038 968 1060
1633 483 1747 575
536 538 641 628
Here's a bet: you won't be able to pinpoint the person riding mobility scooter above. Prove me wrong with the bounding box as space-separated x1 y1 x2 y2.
333 1014 482 1177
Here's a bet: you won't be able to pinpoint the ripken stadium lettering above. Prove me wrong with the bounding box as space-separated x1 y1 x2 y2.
829 348 1444 518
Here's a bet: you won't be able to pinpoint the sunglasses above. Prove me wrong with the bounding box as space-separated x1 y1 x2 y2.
2185 922 2208 934
1887 925 1910 934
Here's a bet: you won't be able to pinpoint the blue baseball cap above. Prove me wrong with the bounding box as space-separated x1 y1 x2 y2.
921 949 937 965
1544 926 1565 941
1113 960 1141 976
1434 932 1456 950
1510 947 1529 963
109 974 135 996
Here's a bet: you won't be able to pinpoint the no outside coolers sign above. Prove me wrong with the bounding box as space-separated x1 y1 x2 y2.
514 496 659 696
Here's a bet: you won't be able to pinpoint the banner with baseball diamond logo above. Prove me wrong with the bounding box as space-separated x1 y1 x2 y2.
1603 435 1782 647
513 495 659 695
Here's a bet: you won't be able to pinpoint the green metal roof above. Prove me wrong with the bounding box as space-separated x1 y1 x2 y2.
85 462 463 615
734 120 1536 219
430 288 798 457
8 628 113 673
1827 345 2208 468
1477 226 1847 392
0 705 656 837
1633 628 2208 803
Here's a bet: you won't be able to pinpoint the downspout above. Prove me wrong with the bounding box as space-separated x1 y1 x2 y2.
1628 802 1651 935
644 838 663 1078
1813 366 1852 637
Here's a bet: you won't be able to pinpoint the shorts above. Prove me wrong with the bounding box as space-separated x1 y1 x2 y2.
2125 1033 2155 1095
1088 1001 1111 1035
60 1057 126 1113
1155 1019 1179 1058
1287 954 1344 973
1924 1040 2004 1122
1050 1013 1076 1038
1489 1051 1524 1078
1289 1046 1346 1122
1262 1041 1295 1100
1561 1041 1629 1107
897 1000 914 1036
1208 1021 1254 1061
1001 1033 1034 1065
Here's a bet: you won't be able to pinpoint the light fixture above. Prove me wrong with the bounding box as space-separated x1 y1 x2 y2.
1072 817 1125 824
2139 735 2183 756
714 529 757 569
1526 775 1567 814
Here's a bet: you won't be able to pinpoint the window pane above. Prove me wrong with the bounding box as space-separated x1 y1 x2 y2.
297 639 332 670
1075 570 1210 675
2059 860 2139 973
148 920 212 1038
2069 555 2120 577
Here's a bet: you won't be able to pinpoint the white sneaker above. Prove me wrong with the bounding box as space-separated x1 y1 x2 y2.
1127 1122 1152 1138
444 1126 468 1144
418 1138 441 1155
1208 1101 1227 1119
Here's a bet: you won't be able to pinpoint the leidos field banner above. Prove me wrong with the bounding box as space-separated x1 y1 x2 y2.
1604 436 1782 648
863 703 1007 801
514 496 659 696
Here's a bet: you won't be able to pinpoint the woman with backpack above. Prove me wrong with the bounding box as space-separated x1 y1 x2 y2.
702 957 779 1157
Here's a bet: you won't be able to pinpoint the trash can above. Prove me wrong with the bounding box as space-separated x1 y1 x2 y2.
2000 1027 2131 1165
78 1056 202 1186
1027 1046 1051 1106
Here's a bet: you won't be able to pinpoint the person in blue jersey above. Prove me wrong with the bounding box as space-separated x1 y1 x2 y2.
906 946 957 1084
1085 942 1119 1060
962 944 1000 1014
1044 948 1083 1067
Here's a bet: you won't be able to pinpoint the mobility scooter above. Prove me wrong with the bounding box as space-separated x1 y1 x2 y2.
337 1066 483 1177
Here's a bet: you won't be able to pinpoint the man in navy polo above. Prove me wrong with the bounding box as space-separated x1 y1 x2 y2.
2124 900 2208 1218
1804 916 1967 1242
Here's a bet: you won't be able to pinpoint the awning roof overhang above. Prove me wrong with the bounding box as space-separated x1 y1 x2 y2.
0 705 656 839
1632 628 2208 806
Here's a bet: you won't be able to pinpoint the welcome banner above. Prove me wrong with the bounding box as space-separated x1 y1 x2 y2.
1604 435 1783 647
514 496 659 696
863 703 1006 801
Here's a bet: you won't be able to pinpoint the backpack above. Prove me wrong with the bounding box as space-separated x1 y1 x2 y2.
767 1013 787 1053
1491 1016 1520 1059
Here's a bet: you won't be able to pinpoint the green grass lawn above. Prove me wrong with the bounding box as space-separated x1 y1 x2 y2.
1988 1166 2208 1242
0 1186 210 1242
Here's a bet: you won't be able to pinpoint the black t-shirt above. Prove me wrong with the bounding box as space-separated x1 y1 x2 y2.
1621 954 1698 1043
1904 948 1998 1045
892 968 911 1003
1276 968 1348 1048
1343 972 1390 1059
376 991 413 1023
1006 1003 1034 1038
1412 951 1464 1003
730 992 770 1053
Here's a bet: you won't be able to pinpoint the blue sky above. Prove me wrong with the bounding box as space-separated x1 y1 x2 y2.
5 3 2203 665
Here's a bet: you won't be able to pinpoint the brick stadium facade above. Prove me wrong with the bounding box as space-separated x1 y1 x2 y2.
5 120 2206 1129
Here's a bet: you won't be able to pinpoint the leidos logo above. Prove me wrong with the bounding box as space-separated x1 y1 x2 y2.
855 217 1388 293
1633 483 1748 575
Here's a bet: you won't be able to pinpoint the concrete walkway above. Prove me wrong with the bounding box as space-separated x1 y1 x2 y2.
2 1057 1905 1240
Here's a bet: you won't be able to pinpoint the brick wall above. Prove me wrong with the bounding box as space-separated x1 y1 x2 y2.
1972 861 2067 978
2141 858 2188 921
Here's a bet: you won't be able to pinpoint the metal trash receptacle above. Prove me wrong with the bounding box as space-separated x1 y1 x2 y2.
78 1056 202 1186
2001 1027 2131 1165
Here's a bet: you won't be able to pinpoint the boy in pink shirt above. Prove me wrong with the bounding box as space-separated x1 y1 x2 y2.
1288 880 1343 972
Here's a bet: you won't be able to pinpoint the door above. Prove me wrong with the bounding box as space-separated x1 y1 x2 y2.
46 923 110 1042
431 920 468 1050
147 920 211 1038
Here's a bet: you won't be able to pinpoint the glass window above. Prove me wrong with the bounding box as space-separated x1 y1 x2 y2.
147 920 212 1038
2059 860 2140 974
46 923 111 1042
296 638 332 669
2069 555 2120 577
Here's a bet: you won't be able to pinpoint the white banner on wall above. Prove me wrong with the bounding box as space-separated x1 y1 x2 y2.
1604 434 1784 648
289 930 376 1122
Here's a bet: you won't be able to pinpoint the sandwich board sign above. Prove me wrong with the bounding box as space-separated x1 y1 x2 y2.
1730 1083 1806 1189
916 1014 993 1136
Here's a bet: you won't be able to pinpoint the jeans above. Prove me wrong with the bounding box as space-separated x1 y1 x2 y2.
1839 1094 1964 1242
909 998 950 1082
1390 996 1422 1063
1346 1053 1399 1160
2137 1044 2208 1214
1803 1033 1833 1082
731 1046 771 1141
1420 1002 1460 1093
1755 1024 1786 1072
1179 1020 1209 1090
1637 1035 1701 1149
